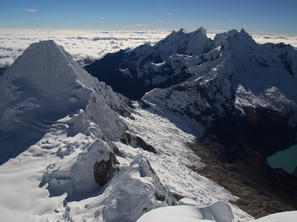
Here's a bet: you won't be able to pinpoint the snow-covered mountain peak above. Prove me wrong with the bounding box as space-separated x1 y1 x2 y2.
4 39 91 94
155 27 211 57
213 28 255 49
0 40 128 159
177 28 186 33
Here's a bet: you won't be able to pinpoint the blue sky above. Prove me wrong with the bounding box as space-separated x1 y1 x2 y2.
0 0 297 34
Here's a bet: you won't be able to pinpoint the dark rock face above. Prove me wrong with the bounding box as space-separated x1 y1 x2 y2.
85 52 191 100
208 107 297 162
120 132 157 154
85 50 148 99
94 152 119 186
0 67 7 76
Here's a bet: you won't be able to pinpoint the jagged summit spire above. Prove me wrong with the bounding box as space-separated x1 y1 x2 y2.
167 28 186 37
170 26 206 36
213 28 255 48
240 28 248 34
154 26 211 57
193 26 207 35
177 28 186 33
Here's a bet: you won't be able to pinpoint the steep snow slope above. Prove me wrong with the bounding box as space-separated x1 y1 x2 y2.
0 40 127 163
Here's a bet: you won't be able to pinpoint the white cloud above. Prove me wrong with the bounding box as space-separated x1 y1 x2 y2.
23 8 37 13
0 28 169 67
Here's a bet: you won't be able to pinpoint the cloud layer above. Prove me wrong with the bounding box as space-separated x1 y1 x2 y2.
0 29 168 68
0 28 296 69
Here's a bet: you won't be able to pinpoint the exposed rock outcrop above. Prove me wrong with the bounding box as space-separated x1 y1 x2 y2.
94 151 119 186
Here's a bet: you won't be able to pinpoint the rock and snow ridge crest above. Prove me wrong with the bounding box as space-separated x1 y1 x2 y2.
84 26 214 99
139 27 297 125
85 26 297 114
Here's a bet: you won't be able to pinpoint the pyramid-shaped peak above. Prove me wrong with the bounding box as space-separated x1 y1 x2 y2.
4 40 91 95
213 28 254 45
239 28 252 39
0 39 93 136
240 28 248 34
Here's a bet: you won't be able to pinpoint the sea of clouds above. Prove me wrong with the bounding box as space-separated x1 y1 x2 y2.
0 29 168 68
0 28 297 69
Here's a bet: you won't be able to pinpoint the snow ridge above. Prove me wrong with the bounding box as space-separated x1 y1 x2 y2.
141 28 297 128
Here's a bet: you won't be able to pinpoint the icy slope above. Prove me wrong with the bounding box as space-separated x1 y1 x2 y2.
119 105 252 222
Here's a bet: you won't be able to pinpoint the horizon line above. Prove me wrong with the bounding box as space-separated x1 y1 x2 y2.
0 27 297 36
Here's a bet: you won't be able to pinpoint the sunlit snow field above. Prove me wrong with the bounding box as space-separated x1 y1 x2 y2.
1 28 297 68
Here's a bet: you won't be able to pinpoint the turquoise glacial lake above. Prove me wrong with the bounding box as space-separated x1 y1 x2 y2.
267 144 297 174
